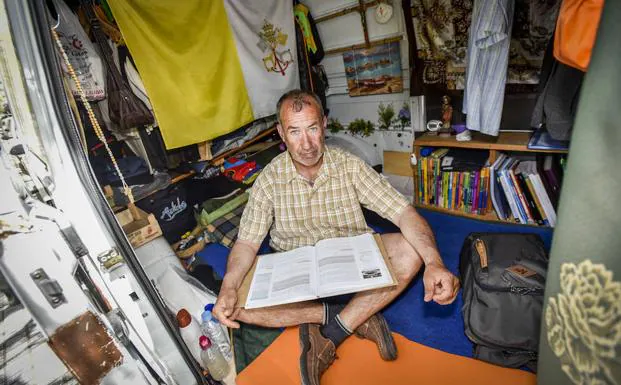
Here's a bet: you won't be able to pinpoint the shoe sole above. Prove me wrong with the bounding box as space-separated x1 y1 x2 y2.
370 314 398 361
299 324 312 385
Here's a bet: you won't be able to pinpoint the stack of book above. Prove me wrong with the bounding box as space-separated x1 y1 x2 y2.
417 148 491 215
490 154 565 227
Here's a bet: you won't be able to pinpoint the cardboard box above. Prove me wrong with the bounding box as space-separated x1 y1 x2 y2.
116 206 162 248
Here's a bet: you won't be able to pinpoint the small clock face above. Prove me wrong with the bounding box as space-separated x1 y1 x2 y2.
375 3 393 24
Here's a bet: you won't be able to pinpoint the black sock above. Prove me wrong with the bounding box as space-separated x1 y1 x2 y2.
320 314 352 347
322 303 346 325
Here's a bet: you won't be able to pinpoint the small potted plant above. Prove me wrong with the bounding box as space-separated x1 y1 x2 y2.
397 102 411 130
347 119 375 137
377 102 396 130
327 118 345 134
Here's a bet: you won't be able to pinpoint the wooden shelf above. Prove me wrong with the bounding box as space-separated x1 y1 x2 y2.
412 131 562 227
105 169 195 212
414 131 568 154
170 170 195 184
415 204 500 222
211 125 278 165
107 126 279 213
415 204 549 228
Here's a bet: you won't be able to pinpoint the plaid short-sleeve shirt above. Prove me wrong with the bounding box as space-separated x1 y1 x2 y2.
237 146 410 251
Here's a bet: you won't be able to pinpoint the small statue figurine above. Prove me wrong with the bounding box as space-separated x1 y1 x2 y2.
441 95 453 130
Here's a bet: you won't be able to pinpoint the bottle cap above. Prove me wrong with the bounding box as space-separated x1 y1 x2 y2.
201 311 212 322
205 303 215 312
199 335 212 350
176 309 192 328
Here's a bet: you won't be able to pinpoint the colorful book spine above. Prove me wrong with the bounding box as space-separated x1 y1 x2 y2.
503 168 526 224
422 158 428 204
508 167 534 224
472 171 480 214
469 171 475 213
499 169 522 223
436 158 442 207
531 173 557 226
457 172 466 211
453 171 461 209
446 172 450 210
444 172 449 209
464 172 471 213
481 167 489 214
477 169 484 214
458 172 464 211
525 176 547 225
452 172 458 210
417 160 423 204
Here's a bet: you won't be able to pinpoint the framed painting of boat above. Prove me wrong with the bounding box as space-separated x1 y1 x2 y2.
343 41 403 97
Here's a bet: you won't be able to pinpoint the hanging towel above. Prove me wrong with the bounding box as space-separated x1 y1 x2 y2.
106 0 299 149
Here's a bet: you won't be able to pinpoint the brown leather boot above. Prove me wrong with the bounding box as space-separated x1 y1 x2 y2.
299 323 337 385
355 313 398 361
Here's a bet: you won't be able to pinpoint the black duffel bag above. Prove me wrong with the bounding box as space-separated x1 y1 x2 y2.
460 233 549 371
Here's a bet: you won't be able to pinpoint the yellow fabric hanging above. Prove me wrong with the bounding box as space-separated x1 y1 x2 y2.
107 0 253 149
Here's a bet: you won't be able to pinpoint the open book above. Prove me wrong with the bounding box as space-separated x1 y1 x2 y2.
237 233 397 309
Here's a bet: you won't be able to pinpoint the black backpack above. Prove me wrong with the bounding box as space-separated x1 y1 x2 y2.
459 233 549 371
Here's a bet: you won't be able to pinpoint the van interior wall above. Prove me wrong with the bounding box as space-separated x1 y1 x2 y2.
311 1 541 159
306 1 412 158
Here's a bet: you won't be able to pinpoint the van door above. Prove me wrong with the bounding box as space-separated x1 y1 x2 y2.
0 1 209 383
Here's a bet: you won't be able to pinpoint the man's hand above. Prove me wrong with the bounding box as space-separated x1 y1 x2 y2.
423 263 460 305
213 287 242 328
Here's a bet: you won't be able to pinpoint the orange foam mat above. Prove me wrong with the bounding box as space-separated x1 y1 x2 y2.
237 327 536 385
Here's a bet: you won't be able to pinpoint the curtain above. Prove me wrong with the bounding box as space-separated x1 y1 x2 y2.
538 1 621 384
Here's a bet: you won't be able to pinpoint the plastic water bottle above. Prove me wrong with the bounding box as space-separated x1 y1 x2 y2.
201 304 233 361
199 336 229 381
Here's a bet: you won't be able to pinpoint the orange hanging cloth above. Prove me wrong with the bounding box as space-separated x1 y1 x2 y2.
553 0 605 72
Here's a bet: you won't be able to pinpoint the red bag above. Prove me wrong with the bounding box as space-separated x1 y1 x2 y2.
553 0 604 72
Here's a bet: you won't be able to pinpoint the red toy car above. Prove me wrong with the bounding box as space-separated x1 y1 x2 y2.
223 160 259 182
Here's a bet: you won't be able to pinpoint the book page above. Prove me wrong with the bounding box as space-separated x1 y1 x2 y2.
315 233 393 297
244 246 317 309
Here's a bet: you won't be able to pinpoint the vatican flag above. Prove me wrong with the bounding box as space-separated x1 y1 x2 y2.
107 0 299 149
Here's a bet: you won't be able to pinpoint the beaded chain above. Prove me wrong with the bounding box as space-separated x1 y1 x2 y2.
51 27 135 204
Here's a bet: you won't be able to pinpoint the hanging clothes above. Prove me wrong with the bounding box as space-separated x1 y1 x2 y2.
293 3 324 66
106 0 299 149
462 0 515 136
530 35 583 141
294 2 328 112
410 0 559 92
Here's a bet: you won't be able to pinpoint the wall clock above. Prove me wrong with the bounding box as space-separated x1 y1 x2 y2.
374 1 394 24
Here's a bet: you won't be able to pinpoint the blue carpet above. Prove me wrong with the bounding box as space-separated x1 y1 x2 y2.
197 208 553 358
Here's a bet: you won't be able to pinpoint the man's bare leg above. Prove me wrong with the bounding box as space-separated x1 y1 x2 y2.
235 232 422 329
337 233 423 330
236 301 323 327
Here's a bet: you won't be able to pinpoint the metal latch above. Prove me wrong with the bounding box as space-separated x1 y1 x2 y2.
30 268 65 308
97 248 124 271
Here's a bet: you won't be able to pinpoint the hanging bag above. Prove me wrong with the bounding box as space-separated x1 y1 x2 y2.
80 0 154 131
553 0 604 72
52 0 106 101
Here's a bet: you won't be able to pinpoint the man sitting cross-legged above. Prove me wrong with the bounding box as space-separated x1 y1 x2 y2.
213 89 460 385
